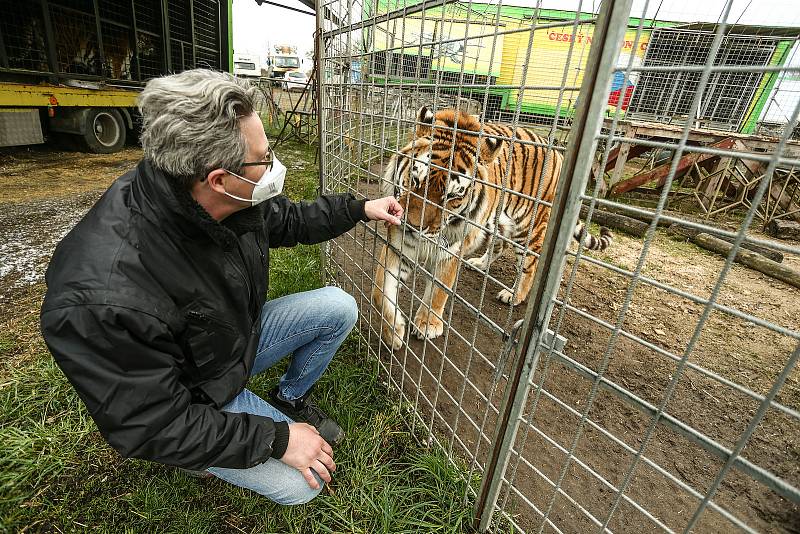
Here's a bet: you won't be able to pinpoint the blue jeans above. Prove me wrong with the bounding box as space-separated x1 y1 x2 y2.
205 286 357 505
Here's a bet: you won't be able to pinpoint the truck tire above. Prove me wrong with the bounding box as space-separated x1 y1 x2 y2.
82 108 126 153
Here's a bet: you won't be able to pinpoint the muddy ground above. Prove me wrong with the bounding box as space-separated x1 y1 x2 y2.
330 176 800 533
0 146 143 322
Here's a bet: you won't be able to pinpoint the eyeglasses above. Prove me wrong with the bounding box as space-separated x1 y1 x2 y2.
200 148 274 182
240 146 274 173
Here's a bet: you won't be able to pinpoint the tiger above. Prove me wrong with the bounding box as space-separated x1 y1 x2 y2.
372 106 612 351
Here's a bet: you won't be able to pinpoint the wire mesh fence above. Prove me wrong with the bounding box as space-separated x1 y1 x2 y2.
0 0 223 82
317 0 800 531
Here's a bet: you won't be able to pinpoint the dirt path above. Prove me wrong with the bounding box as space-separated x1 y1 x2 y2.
330 177 800 533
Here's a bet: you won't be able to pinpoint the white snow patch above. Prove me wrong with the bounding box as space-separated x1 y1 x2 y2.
0 195 97 303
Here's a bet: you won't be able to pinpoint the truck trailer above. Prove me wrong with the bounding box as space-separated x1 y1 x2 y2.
233 52 261 79
0 0 233 153
266 44 302 84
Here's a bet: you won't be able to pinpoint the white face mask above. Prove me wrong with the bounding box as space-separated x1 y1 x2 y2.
223 156 286 206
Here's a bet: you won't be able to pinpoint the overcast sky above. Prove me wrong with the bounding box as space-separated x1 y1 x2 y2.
231 0 800 60
232 0 316 60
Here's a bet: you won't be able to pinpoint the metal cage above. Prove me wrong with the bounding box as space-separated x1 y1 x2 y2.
317 1 800 532
0 0 228 84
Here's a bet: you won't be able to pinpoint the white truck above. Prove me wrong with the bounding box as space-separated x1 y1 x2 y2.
266 45 302 85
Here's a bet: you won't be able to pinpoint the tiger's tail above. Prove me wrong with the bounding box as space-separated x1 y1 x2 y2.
573 222 613 251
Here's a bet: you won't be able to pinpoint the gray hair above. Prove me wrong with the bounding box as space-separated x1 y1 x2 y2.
138 69 262 188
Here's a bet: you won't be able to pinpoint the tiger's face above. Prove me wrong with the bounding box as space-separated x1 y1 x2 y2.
383 107 502 240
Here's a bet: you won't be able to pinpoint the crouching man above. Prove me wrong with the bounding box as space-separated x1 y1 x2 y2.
40 69 402 504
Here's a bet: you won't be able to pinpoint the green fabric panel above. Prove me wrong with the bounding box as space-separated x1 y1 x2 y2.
741 41 792 134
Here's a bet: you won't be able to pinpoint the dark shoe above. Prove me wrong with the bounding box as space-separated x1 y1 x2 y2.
268 387 345 445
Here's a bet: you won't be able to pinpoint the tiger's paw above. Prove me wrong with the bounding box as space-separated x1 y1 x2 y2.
497 289 515 305
466 256 488 271
412 309 445 340
497 289 528 306
497 289 517 305
382 316 406 351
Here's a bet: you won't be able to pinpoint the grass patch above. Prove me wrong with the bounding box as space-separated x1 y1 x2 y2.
0 139 479 532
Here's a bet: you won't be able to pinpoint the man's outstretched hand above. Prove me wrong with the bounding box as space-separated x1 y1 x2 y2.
281 423 336 489
364 197 403 226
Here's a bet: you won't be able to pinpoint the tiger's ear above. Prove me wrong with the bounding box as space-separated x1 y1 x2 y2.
415 105 435 137
477 136 502 165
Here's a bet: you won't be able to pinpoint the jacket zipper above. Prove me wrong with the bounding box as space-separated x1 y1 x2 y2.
255 233 267 295
187 310 236 332
231 244 257 318
255 235 266 266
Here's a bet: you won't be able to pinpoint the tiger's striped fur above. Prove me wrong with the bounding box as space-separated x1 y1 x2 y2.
372 107 612 350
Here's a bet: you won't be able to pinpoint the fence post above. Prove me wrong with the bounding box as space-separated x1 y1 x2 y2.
472 1 633 530
316 3 328 284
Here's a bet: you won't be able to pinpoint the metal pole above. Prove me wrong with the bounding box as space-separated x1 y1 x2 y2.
189 0 197 70
472 1 634 531
180 41 186 71
215 0 223 70
92 0 105 77
40 0 60 79
0 19 8 69
130 0 142 81
316 2 328 284
161 0 172 71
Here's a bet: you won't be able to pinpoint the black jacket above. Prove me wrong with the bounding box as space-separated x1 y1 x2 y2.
40 159 367 470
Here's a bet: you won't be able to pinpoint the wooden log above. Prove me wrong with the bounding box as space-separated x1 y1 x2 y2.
600 204 673 227
667 223 784 263
767 219 800 240
580 205 649 238
692 233 800 289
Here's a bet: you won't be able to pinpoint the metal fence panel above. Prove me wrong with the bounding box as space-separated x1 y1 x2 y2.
0 0 223 82
317 1 800 531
